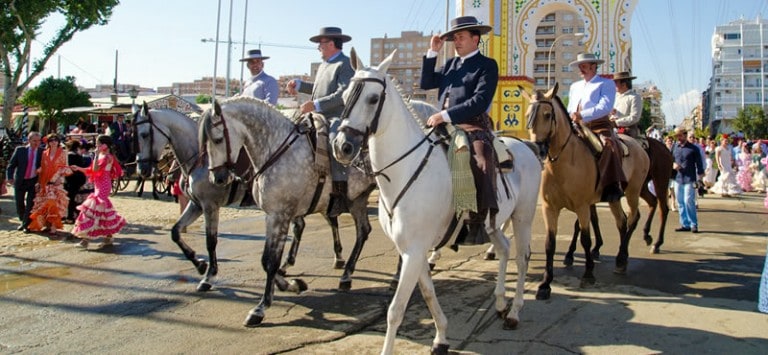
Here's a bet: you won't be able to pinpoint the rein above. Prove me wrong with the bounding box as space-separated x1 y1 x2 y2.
134 110 198 169
528 100 573 163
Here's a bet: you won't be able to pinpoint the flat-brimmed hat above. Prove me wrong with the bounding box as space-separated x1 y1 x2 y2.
612 71 637 81
309 27 352 43
239 49 269 61
569 53 604 67
674 126 687 135
440 16 492 41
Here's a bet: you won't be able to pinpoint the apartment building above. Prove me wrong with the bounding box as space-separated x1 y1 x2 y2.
532 11 586 95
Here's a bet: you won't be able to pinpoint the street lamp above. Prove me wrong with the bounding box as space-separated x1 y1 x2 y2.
547 32 584 89
128 86 139 106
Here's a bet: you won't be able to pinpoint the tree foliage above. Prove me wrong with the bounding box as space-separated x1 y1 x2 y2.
20 75 91 132
639 99 653 131
0 0 119 128
732 105 768 140
195 94 212 104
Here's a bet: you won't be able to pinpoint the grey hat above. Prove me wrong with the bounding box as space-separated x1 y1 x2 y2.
612 71 637 81
569 53 604 67
441 16 492 41
309 27 352 43
239 49 269 61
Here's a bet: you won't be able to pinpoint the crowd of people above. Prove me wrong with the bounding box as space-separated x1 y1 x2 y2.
4 131 126 249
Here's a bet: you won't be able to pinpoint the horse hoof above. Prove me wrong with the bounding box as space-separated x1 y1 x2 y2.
484 252 496 261
428 262 435 271
580 276 596 288
503 317 519 330
389 280 399 291
535 288 551 300
195 260 208 275
591 250 601 260
563 255 574 267
644 235 653 246
277 268 287 277
430 343 449 355
288 279 308 294
613 266 627 275
338 280 352 291
243 312 264 327
334 260 346 269
650 245 660 254
196 281 212 292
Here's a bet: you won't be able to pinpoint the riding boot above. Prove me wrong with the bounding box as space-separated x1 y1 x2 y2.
327 181 348 217
459 208 490 245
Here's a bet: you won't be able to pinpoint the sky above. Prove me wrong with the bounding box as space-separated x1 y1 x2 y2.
28 0 768 126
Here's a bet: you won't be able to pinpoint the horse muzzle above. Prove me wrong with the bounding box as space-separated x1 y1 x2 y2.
332 130 362 166
208 166 234 186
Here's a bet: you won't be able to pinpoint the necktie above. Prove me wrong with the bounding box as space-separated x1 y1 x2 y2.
24 148 36 179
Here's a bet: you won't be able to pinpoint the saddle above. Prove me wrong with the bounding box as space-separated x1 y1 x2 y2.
576 122 629 157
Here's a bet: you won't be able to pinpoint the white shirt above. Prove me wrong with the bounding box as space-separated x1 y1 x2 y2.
611 89 642 127
567 75 616 123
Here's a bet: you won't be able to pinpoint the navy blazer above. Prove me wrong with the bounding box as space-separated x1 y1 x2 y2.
420 52 498 125
6 145 44 182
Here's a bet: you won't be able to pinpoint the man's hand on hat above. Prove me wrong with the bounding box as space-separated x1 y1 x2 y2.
430 35 444 52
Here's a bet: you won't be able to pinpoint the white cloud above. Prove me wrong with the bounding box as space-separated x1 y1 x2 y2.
662 89 701 127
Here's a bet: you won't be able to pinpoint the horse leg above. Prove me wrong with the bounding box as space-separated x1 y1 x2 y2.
325 215 346 269
244 220 291 327
169 202 207 276
564 219 579 267
428 249 442 269
576 207 596 287
198 210 220 292
608 201 631 275
382 253 430 355
390 256 402 291
537 208 560 300
489 220 516 329
589 204 603 260
338 195 372 291
151 177 160 200
652 178 670 254
640 182 658 246
135 176 144 197
279 217 305 276
416 258 450 355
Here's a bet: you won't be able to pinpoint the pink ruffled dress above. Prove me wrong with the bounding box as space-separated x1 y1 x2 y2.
71 153 126 238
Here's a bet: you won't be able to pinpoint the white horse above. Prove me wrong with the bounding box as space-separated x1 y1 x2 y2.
332 49 542 355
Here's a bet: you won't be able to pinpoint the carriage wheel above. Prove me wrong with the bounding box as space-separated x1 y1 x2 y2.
111 177 121 196
118 177 129 191
153 174 169 196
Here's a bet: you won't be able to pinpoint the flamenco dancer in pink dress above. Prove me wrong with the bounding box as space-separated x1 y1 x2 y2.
70 135 126 249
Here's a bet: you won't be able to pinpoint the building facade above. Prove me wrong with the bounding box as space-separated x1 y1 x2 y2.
709 16 768 134
532 10 585 95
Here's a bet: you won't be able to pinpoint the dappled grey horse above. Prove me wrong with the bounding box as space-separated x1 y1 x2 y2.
133 103 363 292
199 97 375 326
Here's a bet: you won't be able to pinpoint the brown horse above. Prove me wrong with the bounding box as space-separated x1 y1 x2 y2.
523 83 650 300
564 137 674 264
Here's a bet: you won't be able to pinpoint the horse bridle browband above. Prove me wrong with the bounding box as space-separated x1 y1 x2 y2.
340 76 388 135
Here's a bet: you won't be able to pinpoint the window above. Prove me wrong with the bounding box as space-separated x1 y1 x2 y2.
724 33 740 40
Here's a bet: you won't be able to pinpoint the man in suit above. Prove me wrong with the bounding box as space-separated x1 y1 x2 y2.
6 131 43 232
286 26 354 217
421 16 498 245
110 115 129 162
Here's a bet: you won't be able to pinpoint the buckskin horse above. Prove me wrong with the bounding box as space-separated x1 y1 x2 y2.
522 84 650 300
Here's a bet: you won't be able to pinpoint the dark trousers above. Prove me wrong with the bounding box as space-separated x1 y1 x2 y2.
587 117 627 192
64 183 83 220
14 177 37 227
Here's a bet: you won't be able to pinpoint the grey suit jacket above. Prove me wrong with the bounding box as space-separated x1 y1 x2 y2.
297 52 354 119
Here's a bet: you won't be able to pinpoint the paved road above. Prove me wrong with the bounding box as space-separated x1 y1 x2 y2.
0 183 766 354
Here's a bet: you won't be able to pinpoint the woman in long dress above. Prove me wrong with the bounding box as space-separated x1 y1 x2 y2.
70 135 126 249
702 140 718 190
27 134 71 236
751 143 767 193
710 137 742 197
735 141 753 192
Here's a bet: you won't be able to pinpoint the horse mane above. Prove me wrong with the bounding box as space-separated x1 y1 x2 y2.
390 76 429 131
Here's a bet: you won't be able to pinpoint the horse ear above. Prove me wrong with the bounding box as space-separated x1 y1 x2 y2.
378 49 397 74
350 47 363 71
214 100 222 116
545 82 559 98
517 86 531 102
142 101 149 116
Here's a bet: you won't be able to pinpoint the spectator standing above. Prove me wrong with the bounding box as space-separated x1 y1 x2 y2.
735 141 753 192
751 143 767 193
672 127 705 233
711 136 742 197
27 134 72 237
703 139 719 190
5 132 43 232
63 139 89 223
70 135 127 249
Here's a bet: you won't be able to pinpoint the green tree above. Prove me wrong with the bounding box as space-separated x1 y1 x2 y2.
20 75 91 133
195 94 212 104
639 99 653 131
732 105 768 139
1 0 119 128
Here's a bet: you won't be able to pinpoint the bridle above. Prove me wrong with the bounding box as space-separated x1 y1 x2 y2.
133 109 198 168
338 74 444 220
526 98 573 162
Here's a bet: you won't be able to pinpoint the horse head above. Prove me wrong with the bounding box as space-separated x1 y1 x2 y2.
333 47 396 165
522 83 565 160
199 100 241 186
132 102 166 178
